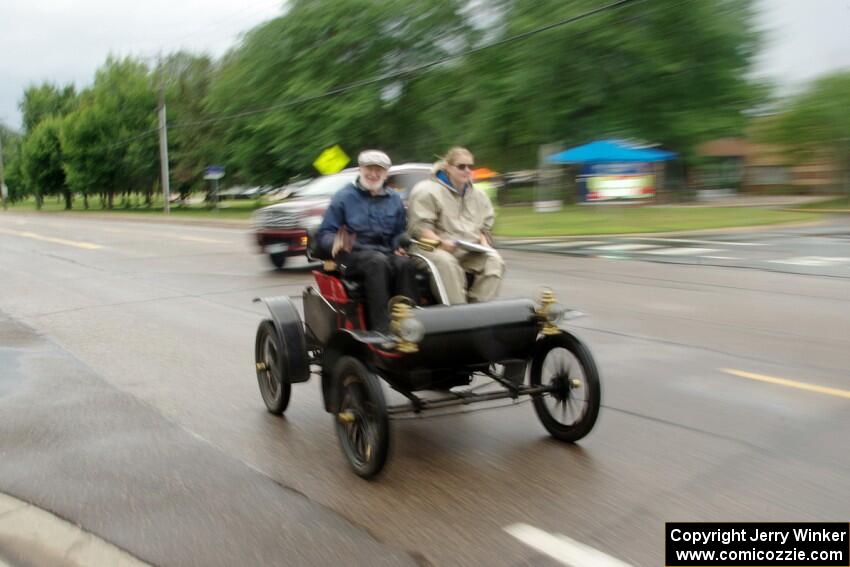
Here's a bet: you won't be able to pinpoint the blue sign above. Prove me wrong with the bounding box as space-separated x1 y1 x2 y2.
204 165 225 180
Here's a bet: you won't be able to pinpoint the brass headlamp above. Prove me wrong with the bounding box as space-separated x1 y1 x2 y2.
536 289 566 335
389 301 425 353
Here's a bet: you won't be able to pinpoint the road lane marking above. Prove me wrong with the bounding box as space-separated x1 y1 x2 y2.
703 255 740 260
505 524 632 567
642 247 718 255
178 235 230 244
0 228 103 250
721 368 850 400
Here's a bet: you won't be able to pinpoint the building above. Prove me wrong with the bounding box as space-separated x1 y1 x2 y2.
695 137 842 193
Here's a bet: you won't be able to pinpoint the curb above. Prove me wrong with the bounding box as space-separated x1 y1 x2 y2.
781 208 850 214
494 219 830 243
0 493 149 567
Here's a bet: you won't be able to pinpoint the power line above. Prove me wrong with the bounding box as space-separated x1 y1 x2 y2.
96 0 640 151
169 0 641 131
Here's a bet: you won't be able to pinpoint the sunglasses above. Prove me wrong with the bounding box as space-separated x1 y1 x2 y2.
453 163 474 171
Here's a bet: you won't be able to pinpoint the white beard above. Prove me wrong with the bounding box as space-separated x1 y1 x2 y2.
360 178 383 192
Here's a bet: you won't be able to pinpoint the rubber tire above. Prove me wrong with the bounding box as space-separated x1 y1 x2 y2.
255 319 292 415
333 356 389 479
530 333 600 442
269 252 287 269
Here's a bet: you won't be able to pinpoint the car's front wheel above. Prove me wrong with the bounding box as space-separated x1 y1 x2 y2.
333 356 389 479
269 252 287 269
530 333 600 442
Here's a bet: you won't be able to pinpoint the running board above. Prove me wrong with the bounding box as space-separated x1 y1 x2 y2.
386 384 552 415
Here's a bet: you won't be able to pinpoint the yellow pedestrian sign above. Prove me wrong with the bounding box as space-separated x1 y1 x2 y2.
313 145 350 175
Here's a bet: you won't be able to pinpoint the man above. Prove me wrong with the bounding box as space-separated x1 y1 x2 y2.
316 150 418 332
408 146 505 304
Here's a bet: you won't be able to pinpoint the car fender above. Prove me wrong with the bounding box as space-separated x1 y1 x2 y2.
254 296 310 384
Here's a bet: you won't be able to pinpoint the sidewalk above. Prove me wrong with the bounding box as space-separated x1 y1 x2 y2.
665 195 828 208
0 493 148 567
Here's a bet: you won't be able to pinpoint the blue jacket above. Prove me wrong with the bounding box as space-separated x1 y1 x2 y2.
317 179 407 255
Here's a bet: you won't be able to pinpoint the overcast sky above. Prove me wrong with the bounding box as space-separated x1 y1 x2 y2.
2 0 849 131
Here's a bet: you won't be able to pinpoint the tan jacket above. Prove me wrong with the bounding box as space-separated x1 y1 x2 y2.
407 166 494 243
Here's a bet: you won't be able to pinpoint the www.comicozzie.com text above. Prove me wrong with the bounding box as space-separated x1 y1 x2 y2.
670 527 848 546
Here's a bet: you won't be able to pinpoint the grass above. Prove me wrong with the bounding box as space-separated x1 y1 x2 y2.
492 205 820 237
3 194 262 219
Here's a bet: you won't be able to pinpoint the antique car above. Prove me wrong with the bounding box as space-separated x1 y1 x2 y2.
253 238 601 478
251 164 431 269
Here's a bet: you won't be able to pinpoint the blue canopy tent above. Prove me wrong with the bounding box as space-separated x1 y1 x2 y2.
546 140 677 203
547 139 676 164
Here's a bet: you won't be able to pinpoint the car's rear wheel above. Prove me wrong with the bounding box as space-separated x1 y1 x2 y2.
269 252 287 269
255 319 292 414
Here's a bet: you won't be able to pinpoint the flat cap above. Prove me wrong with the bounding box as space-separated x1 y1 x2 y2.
357 150 391 169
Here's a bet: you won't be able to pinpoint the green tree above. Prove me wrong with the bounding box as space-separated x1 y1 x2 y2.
19 83 77 133
205 0 473 183
60 57 158 209
455 0 764 168
20 116 69 209
764 71 850 196
1 124 24 203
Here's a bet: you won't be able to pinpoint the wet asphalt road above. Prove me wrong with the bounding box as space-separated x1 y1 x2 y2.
497 220 850 278
0 314 415 567
0 212 848 566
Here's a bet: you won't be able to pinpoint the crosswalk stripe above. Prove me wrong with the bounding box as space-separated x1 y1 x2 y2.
538 240 603 248
768 256 850 267
589 243 658 252
626 237 764 246
642 247 718 256
500 239 559 245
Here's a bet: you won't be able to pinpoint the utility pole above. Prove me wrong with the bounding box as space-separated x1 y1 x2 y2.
0 132 7 210
157 58 171 214
158 99 171 214
843 136 850 207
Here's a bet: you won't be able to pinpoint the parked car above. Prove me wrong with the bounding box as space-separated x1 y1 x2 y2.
252 163 432 269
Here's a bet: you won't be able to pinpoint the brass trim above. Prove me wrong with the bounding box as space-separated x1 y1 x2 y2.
536 288 562 336
389 302 419 353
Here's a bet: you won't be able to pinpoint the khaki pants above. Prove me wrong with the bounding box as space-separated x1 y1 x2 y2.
413 246 505 304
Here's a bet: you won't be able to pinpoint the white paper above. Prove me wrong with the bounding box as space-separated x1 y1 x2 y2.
456 240 494 254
